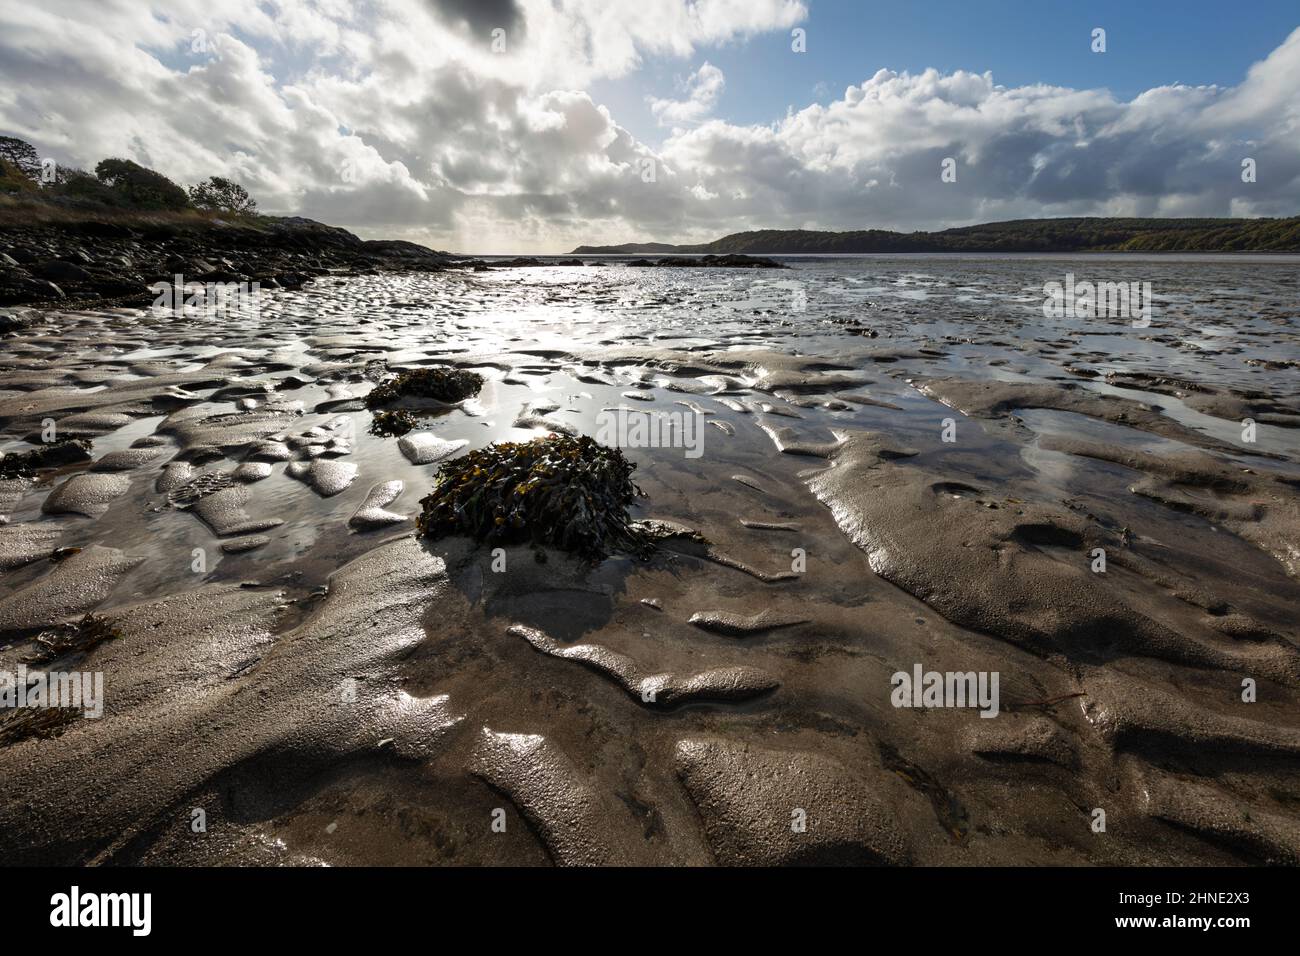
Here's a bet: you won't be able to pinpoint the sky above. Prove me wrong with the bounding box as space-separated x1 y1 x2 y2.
1 0 1298 253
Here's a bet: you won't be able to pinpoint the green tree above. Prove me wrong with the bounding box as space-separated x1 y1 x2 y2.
0 136 41 181
94 158 190 209
0 159 41 194
188 176 258 214
55 167 118 204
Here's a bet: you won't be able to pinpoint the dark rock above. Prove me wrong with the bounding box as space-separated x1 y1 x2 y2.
0 268 64 306
629 254 786 269
0 439 93 478
0 307 46 335
31 259 92 282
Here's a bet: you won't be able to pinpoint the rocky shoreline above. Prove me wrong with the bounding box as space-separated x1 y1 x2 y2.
0 215 455 310
0 215 787 313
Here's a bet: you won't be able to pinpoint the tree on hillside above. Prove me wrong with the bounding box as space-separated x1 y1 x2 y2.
94 158 190 209
0 159 41 195
0 136 41 181
188 176 258 214
56 166 119 203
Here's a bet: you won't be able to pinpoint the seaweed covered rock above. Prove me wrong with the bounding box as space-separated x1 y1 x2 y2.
369 409 418 436
26 613 121 665
416 434 649 561
364 367 483 409
0 439 93 479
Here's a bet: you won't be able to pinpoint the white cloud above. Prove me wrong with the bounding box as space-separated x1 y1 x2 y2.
648 62 725 128
0 3 1296 252
658 49 1300 235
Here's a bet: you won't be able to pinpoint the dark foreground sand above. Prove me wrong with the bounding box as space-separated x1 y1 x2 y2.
1 258 1298 865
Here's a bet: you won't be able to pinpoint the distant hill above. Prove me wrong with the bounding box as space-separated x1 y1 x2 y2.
572 216 1300 255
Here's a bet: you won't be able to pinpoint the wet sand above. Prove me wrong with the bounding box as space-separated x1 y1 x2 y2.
1 255 1299 865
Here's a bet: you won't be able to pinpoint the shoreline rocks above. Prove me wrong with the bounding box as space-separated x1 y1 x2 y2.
0 215 454 310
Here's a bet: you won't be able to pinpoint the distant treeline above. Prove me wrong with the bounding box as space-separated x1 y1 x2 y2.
0 134 258 216
574 216 1300 255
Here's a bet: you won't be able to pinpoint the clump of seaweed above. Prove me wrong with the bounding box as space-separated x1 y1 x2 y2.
364 367 484 409
369 409 419 437
416 434 650 561
167 471 234 508
24 613 122 665
0 439 93 479
0 705 79 748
